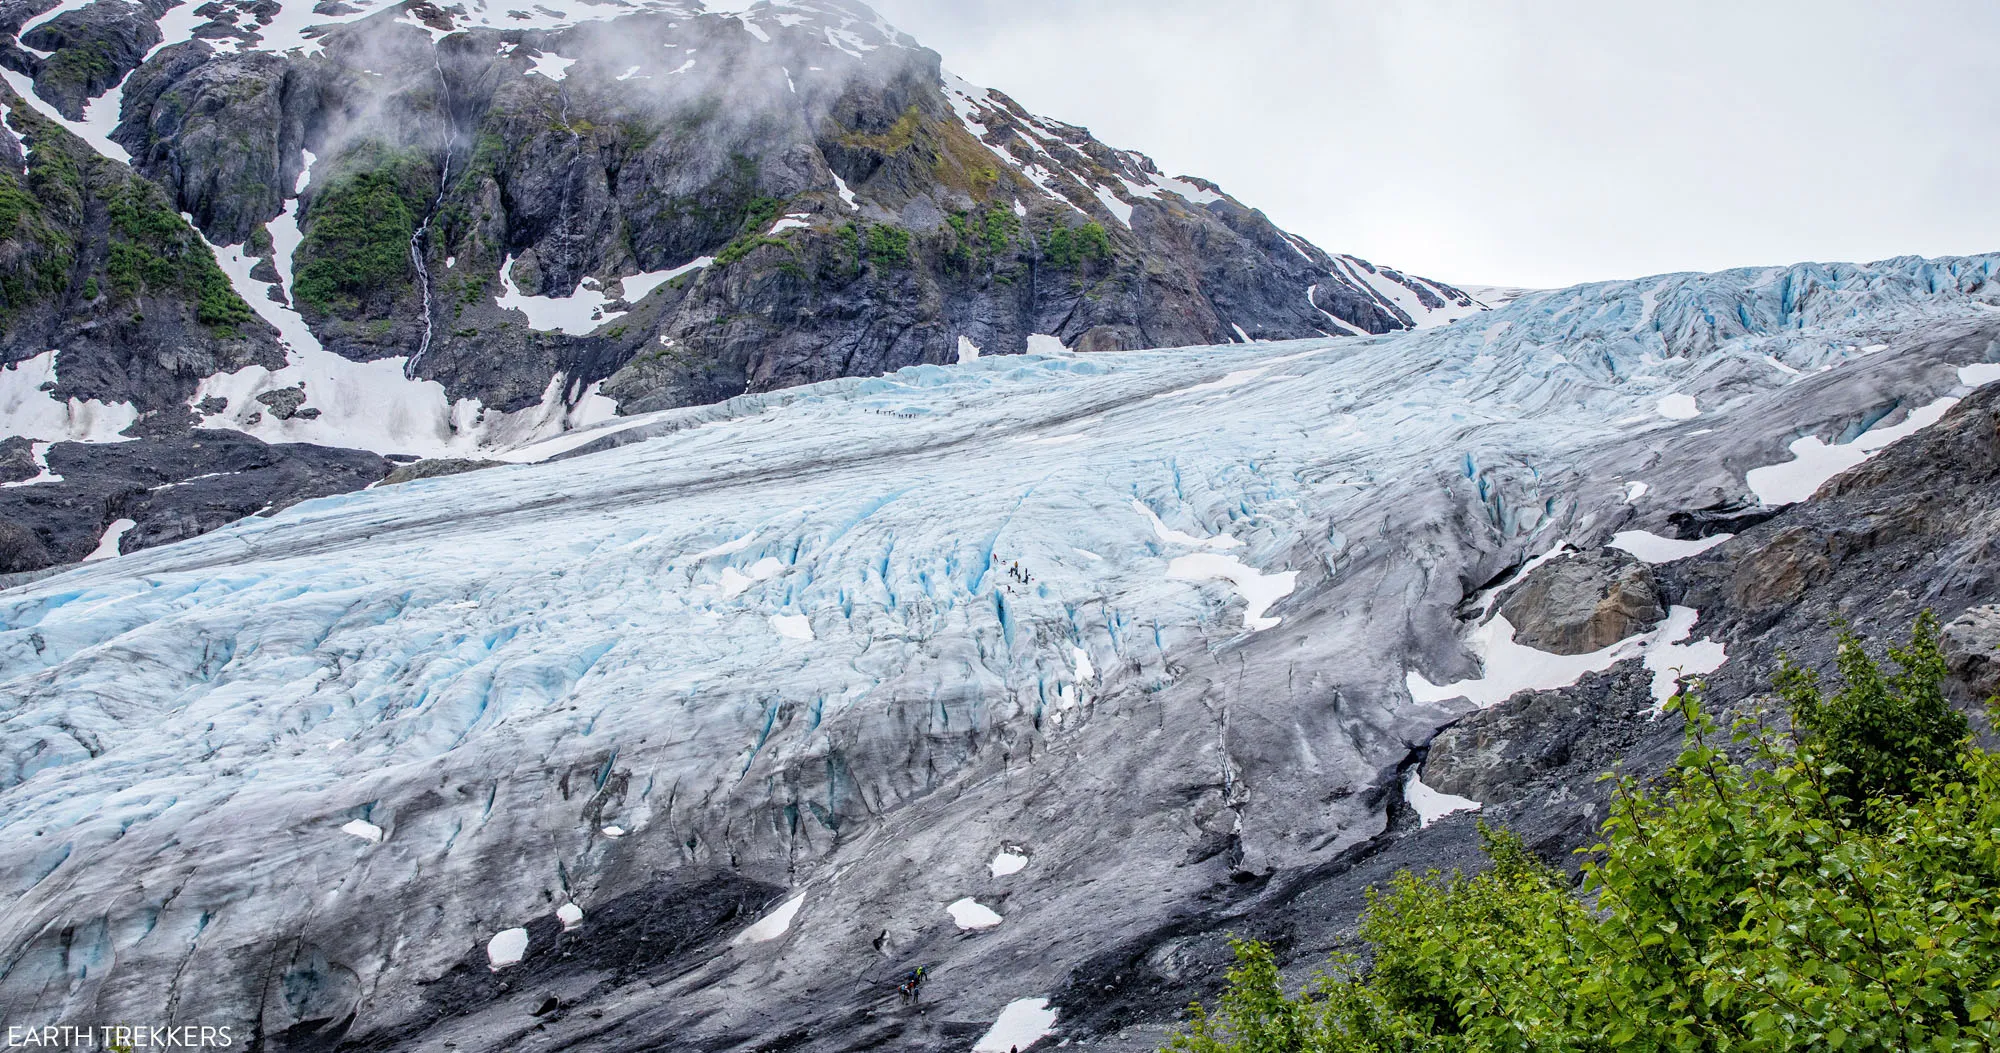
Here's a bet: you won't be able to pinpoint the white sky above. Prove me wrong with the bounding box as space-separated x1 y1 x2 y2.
869 0 2000 290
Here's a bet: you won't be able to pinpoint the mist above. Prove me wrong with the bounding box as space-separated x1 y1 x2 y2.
869 0 2000 289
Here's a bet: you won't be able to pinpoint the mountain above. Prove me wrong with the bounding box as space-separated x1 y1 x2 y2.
0 0 1480 574
2 250 1997 1049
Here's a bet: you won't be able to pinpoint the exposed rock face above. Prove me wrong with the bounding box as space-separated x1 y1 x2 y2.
0 85 283 423
1419 668 1651 807
95 1 1476 416
0 435 36 482
381 456 502 485
1495 548 1665 654
0 429 389 569
1945 605 2000 703
0 0 1481 563
12 0 169 120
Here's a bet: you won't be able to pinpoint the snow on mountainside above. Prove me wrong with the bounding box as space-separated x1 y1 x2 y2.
0 0 1481 572
2 252 1997 1048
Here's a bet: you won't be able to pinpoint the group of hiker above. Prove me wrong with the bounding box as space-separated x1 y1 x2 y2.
996 555 1034 592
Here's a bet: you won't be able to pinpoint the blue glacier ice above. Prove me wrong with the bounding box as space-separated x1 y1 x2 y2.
2 254 1998 1044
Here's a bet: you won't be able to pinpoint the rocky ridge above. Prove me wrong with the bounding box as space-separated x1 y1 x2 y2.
0 0 1482 572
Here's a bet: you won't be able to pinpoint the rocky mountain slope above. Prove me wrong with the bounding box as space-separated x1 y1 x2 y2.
2 251 1996 1050
0 0 1479 573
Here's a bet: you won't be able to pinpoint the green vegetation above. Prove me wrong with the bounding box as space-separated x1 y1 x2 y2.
291 146 427 313
1167 616 2000 1052
865 224 911 269
38 40 117 99
714 195 791 267
100 177 253 334
1043 221 1112 269
840 105 923 155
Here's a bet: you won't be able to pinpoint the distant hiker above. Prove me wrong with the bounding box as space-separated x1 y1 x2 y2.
898 966 926 1004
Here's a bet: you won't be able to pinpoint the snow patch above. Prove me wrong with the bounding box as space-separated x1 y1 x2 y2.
732 893 805 945
495 254 702 336
1745 394 1962 506
1132 499 1241 550
1166 553 1297 632
1025 334 1068 356
340 819 383 843
1405 771 1480 827
1643 606 1728 710
1656 393 1700 420
1609 530 1732 564
989 850 1028 877
770 614 814 641
973 999 1058 1053
84 518 135 562
526 52 578 80
486 928 528 970
1407 614 1649 709
0 350 140 443
956 336 981 363
556 903 584 929
946 897 1003 931
830 172 859 210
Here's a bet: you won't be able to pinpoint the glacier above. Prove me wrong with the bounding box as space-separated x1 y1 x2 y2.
2 253 1999 1046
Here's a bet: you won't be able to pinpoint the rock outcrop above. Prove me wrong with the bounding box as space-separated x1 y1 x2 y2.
1495 548 1665 654
1945 605 2000 703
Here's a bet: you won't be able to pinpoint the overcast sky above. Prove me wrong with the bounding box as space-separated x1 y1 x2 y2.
867 0 2000 289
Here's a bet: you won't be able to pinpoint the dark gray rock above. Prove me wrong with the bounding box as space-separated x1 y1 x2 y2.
20 0 167 120
1945 605 2000 704
1496 548 1664 655
0 84 285 421
1419 666 1654 807
0 430 389 570
0 435 37 483
254 384 306 419
381 457 503 486
101 5 1472 419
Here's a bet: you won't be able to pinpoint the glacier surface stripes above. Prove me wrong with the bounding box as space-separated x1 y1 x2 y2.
3 253 2000 1046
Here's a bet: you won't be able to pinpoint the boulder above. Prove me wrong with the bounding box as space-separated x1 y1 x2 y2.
1496 549 1665 655
1945 605 2000 704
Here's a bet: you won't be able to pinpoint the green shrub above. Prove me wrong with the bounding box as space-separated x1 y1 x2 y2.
1166 616 2000 1052
291 148 425 312
712 196 792 267
1777 611 1968 817
1043 221 1112 269
865 224 910 269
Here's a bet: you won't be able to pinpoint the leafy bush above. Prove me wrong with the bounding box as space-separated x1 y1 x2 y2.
1044 221 1112 269
1778 611 1968 816
1166 617 2000 1052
